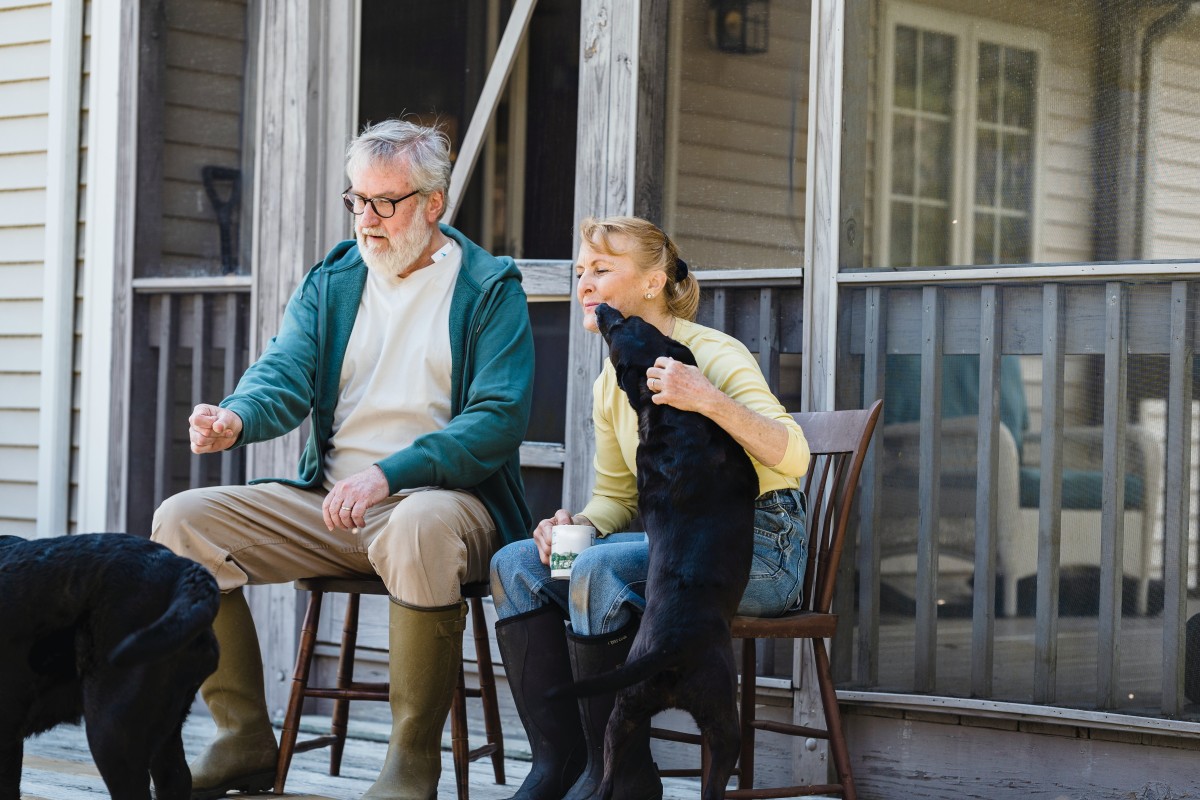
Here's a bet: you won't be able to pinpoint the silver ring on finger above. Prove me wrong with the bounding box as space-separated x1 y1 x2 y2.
341 505 353 512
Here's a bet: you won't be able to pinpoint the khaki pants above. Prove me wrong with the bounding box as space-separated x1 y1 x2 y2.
151 482 497 608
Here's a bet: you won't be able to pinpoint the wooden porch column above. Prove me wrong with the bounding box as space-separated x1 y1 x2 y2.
795 0 849 790
801 0 847 415
244 0 357 718
563 0 667 511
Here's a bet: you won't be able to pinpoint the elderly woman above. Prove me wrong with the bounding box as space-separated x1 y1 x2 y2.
490 216 810 800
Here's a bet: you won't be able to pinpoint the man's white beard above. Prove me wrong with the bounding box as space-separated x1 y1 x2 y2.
358 217 434 280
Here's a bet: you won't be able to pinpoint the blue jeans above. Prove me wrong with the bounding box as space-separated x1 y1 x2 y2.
490 487 807 636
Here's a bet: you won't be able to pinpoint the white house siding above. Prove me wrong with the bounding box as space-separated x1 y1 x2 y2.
0 1 52 539
1143 18 1200 261
159 0 248 278
1142 20 1200 588
667 1 810 270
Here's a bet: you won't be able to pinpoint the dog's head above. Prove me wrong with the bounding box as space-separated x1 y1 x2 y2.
595 303 697 411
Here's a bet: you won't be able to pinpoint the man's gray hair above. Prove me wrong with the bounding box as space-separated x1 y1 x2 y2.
345 119 453 197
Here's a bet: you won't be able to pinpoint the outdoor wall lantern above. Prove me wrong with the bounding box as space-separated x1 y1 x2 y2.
709 0 769 54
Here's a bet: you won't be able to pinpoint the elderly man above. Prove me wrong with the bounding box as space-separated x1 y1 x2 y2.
152 119 534 800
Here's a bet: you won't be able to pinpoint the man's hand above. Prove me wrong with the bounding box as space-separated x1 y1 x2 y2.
324 465 391 531
189 404 244 454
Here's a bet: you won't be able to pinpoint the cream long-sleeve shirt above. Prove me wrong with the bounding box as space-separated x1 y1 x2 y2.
579 317 810 535
322 242 460 489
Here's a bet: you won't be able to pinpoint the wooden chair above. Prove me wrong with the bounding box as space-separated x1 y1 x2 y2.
650 400 882 799
273 578 506 800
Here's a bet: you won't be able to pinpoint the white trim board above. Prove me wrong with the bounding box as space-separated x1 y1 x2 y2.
36 0 84 538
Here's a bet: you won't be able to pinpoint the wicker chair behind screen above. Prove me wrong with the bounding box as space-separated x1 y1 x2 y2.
651 400 881 799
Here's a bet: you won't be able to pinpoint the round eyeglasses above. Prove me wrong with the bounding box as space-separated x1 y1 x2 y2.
341 187 420 219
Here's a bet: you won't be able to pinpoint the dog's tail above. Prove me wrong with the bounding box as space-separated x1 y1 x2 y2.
546 646 681 701
108 561 220 668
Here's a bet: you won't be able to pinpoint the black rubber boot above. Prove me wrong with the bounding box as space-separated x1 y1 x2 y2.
495 606 587 799
561 619 662 800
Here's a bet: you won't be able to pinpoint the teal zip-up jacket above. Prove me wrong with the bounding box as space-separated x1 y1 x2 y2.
219 224 535 546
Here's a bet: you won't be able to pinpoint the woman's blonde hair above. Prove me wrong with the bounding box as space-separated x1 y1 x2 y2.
578 215 699 321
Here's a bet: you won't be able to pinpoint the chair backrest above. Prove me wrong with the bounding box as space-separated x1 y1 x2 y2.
792 400 882 615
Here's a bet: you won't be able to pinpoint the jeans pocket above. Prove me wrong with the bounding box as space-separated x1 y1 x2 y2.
741 495 808 615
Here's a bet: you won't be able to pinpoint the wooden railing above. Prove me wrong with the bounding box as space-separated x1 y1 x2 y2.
126 276 253 535
840 266 1200 720
124 262 1200 724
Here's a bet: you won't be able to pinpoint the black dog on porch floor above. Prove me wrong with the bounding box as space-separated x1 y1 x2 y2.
0 533 220 800
564 303 759 800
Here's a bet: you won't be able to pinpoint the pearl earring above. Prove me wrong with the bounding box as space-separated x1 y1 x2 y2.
645 292 654 299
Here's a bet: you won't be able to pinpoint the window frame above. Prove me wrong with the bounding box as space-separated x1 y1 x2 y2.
874 1 1050 268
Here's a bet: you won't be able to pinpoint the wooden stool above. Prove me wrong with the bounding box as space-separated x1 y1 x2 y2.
274 577 506 800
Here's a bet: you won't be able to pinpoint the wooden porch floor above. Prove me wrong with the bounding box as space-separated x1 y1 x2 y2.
19 711 710 800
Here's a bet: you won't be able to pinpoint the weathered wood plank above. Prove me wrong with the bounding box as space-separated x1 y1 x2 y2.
1161 281 1194 714
801 0 842 413
915 286 943 692
1096 282 1127 708
565 0 649 512
251 0 358 718
857 285 885 686
1034 284 1066 704
972 284 1000 697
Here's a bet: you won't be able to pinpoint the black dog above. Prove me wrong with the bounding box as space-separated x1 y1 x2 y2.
567 303 760 800
0 533 220 800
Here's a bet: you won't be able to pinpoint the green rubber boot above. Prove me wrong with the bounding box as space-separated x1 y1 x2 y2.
360 600 468 800
189 590 279 800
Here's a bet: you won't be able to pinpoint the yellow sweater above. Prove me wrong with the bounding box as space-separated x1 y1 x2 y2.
579 318 810 535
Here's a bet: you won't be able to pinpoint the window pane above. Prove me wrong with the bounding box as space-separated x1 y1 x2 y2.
890 201 915 267
894 26 918 109
974 211 996 263
976 128 998 206
919 118 953 200
1003 46 1037 128
921 31 956 114
998 215 1029 262
916 204 949 266
892 115 916 196
1002 131 1033 211
978 42 1000 123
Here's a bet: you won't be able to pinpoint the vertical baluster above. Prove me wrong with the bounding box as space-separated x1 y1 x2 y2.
189 294 207 489
1035 283 1066 704
972 285 1001 697
220 293 241 486
711 288 727 333
1161 282 1194 714
915 285 943 693
857 286 885 687
153 295 177 509
1097 282 1128 708
758 288 779 393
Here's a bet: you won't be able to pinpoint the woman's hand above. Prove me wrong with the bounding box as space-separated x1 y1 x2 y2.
532 510 593 566
646 356 790 468
646 357 720 414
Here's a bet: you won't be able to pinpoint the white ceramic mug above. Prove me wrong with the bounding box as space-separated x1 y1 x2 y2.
550 524 595 579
